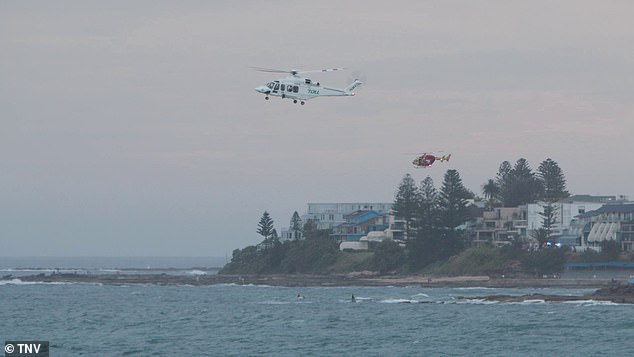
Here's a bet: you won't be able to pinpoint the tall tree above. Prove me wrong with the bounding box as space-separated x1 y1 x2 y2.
418 176 439 236
438 169 473 229
408 176 440 270
302 219 318 240
503 158 543 207
495 161 513 206
257 211 275 245
392 173 421 239
538 202 558 239
289 211 303 240
481 179 500 211
537 158 569 202
301 219 330 240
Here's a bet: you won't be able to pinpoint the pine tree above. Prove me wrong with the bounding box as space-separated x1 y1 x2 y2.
257 211 275 245
537 158 569 202
503 158 543 207
409 176 441 271
418 176 439 236
438 169 473 229
539 202 558 239
495 161 513 205
392 173 421 239
302 219 319 240
289 211 303 240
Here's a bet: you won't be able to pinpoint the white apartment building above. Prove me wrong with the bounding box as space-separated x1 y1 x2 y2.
525 195 617 236
302 202 392 230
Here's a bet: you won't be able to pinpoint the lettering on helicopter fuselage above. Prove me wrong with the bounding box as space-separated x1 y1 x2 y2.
307 89 320 95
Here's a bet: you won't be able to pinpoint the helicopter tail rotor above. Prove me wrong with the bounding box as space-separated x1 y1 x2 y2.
348 70 367 87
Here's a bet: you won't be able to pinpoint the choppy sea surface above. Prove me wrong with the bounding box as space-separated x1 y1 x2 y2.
1 258 634 356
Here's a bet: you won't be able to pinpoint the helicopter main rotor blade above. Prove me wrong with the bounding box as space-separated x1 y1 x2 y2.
295 68 346 74
250 67 290 73
251 67 346 75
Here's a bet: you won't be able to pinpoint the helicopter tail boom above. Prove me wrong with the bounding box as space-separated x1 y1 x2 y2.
319 79 363 97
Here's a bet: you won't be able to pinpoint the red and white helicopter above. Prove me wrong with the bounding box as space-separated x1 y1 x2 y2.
253 67 362 105
412 152 452 168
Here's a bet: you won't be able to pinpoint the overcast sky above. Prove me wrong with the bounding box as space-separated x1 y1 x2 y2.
2 1 633 257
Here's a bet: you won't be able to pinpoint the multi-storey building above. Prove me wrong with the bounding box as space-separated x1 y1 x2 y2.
576 203 634 251
469 195 625 248
281 202 392 242
524 195 616 236
330 210 389 242
302 202 392 230
289 196 633 251
470 207 526 246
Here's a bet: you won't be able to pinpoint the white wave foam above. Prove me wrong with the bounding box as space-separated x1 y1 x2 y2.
259 301 292 305
0 278 72 286
514 299 546 304
1 268 55 273
354 297 372 301
562 299 620 306
379 298 418 304
454 287 495 290
188 269 207 276
456 298 498 305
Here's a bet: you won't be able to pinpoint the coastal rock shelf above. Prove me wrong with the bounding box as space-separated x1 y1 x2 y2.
5 272 623 289
462 280 634 304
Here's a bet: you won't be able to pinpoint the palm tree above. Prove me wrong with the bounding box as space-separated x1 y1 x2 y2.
482 179 500 210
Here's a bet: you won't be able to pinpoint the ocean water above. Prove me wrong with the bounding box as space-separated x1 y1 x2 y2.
0 256 225 278
1 259 634 356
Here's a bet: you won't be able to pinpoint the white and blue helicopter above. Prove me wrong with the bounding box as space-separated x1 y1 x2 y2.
253 67 362 105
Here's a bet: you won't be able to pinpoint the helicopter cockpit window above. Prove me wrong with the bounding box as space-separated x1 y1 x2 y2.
274 83 279 90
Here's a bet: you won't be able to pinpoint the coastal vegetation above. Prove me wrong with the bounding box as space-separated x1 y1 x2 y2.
221 157 633 276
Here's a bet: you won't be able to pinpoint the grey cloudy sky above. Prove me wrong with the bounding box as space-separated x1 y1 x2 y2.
2 1 633 257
